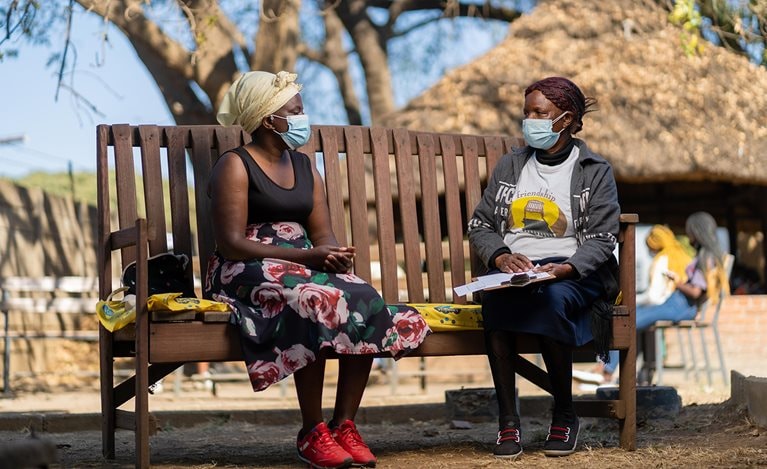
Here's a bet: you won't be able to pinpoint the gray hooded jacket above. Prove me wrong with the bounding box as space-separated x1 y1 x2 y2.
467 139 621 298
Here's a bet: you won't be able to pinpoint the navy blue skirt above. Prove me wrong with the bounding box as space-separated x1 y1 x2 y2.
480 257 606 346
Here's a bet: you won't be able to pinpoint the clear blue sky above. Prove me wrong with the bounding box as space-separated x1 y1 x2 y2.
0 11 174 178
0 6 509 179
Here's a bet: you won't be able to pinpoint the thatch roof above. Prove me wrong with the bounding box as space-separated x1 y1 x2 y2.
382 0 767 185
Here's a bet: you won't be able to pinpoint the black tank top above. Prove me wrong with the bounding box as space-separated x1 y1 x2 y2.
230 147 314 224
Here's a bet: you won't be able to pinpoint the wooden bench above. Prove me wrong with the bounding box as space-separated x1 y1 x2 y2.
97 124 637 468
1 276 100 394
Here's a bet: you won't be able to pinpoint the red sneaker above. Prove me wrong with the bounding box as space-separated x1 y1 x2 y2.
297 422 353 469
330 419 377 467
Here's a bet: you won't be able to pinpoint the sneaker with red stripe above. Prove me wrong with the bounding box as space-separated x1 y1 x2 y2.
330 419 377 467
543 417 580 456
493 426 522 459
297 422 353 469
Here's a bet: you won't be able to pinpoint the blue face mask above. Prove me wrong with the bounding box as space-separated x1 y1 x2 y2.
522 111 569 150
271 114 311 150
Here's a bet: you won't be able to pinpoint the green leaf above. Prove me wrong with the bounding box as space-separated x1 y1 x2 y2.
382 333 398 348
355 299 368 316
370 297 385 314
282 276 300 288
311 272 329 284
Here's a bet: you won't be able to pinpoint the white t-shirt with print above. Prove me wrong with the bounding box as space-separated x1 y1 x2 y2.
503 146 579 261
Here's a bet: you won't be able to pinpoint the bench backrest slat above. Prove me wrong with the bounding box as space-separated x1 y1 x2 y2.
416 133 445 303
393 128 424 302
343 127 372 283
439 134 467 304
96 125 112 299
138 125 169 255
369 127 399 301
189 128 215 280
165 127 194 282
112 124 140 268
319 127 347 246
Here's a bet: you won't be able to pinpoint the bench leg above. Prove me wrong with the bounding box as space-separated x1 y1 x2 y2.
618 348 637 450
135 316 150 469
99 329 116 459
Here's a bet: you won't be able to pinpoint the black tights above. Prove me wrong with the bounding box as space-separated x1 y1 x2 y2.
485 330 576 428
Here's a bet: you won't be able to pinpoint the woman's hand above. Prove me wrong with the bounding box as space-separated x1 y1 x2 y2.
495 253 534 273
310 245 356 273
534 262 576 280
663 270 679 283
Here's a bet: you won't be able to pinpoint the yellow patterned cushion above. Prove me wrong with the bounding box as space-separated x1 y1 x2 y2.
408 303 483 331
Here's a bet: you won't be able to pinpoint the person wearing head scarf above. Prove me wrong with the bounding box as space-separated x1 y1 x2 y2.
590 224 694 384
616 212 731 383
468 77 620 459
206 71 431 469
638 225 693 306
631 212 729 329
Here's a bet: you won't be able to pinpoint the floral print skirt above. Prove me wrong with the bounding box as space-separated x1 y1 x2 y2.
204 222 431 392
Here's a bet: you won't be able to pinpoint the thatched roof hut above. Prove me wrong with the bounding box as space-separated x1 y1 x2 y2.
383 0 767 282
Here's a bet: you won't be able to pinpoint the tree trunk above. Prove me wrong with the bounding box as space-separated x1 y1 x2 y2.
252 0 301 73
335 0 395 124
322 7 362 125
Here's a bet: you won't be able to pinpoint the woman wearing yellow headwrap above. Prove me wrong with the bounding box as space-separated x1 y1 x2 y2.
206 71 431 469
636 225 693 306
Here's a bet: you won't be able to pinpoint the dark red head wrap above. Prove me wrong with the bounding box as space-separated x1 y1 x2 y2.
524 77 596 134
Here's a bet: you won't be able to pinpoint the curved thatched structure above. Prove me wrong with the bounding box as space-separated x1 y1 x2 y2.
382 0 767 282
383 0 767 185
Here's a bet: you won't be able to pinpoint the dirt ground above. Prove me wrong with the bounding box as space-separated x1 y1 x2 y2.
2 395 765 468
2 357 766 468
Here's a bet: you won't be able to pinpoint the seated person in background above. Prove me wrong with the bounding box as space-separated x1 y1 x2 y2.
468 77 620 459
589 212 729 385
636 225 693 306
207 70 431 469
576 224 692 384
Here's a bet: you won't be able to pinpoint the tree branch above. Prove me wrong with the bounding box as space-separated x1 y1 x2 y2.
697 0 748 56
75 1 194 77
55 0 75 102
370 0 522 23
75 0 241 123
1 0 38 47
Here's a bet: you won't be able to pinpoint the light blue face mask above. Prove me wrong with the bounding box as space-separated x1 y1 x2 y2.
521 111 569 150
271 114 311 150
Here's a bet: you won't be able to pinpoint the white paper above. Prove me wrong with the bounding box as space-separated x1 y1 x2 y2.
453 269 553 297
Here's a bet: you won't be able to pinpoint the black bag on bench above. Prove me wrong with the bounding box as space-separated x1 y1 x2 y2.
121 252 196 298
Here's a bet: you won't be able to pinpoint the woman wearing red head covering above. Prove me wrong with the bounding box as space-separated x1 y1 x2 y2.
468 77 620 459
